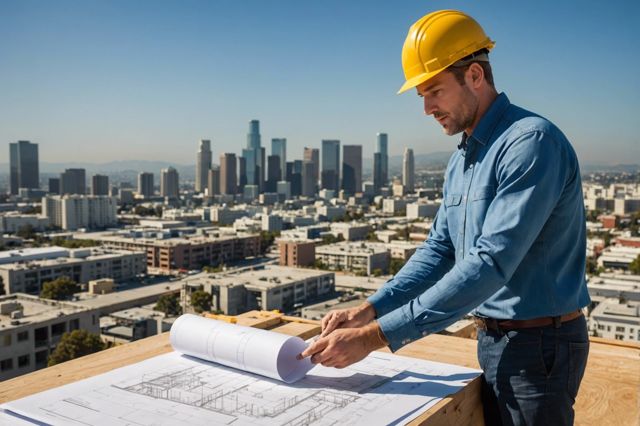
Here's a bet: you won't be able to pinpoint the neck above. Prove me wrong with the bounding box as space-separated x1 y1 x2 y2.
465 88 498 136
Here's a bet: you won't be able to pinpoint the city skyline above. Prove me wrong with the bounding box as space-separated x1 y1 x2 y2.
1 1 639 166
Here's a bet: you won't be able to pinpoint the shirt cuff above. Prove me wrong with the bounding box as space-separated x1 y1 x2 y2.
367 289 396 318
376 305 427 352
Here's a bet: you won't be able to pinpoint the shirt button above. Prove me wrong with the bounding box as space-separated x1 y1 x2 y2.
422 331 428 336
470 164 474 169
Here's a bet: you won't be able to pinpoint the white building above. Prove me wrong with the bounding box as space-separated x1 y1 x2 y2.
407 201 441 220
0 248 147 295
262 214 283 232
0 214 50 234
42 195 117 230
589 298 640 342
383 198 408 215
316 242 390 275
598 246 640 270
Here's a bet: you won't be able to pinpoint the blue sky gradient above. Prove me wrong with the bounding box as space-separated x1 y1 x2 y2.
1 0 638 165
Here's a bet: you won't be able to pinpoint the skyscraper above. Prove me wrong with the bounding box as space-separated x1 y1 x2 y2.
403 148 415 193
342 145 362 196
242 120 264 191
271 138 286 180
196 139 212 193
160 167 179 199
376 133 389 185
373 153 383 194
238 157 247 193
321 140 340 192
220 153 237 195
138 172 154 198
91 174 109 196
9 140 39 195
303 147 320 187
302 161 316 197
60 169 86 195
208 166 220 197
267 155 281 193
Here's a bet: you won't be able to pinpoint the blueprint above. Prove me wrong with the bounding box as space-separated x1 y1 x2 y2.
170 314 313 383
1 351 480 426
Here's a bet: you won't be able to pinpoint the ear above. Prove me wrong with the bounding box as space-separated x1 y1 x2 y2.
466 63 485 89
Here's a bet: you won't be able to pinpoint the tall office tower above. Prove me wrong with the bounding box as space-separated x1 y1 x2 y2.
271 138 287 180
195 139 212 193
302 161 316 197
48 178 60 195
138 172 154 198
342 145 362 196
289 161 302 197
266 155 281 193
208 166 220 197
9 140 39 195
60 168 86 195
242 120 264 191
160 167 179 199
403 148 415 193
373 153 383 194
220 153 237 195
376 133 389 185
303 147 320 186
91 174 109 196
238 156 247 193
321 140 340 191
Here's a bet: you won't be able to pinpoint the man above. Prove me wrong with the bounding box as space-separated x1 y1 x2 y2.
300 9 590 426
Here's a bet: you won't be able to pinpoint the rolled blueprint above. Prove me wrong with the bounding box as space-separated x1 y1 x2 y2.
170 314 313 383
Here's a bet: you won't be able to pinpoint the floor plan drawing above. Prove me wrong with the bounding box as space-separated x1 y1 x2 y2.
2 351 480 426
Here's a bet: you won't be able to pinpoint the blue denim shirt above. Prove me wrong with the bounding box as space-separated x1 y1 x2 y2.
368 93 591 351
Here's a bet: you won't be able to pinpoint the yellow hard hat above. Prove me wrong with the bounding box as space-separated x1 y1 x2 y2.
398 10 495 94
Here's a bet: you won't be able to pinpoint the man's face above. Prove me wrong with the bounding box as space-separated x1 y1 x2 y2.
416 69 479 136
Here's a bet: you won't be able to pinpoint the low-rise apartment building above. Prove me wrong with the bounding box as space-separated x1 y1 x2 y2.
0 248 147 295
0 294 100 381
316 242 390 275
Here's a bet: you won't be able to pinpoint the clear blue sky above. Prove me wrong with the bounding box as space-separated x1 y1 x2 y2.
1 0 638 165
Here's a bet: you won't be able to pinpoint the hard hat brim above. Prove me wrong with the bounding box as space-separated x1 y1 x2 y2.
397 68 447 95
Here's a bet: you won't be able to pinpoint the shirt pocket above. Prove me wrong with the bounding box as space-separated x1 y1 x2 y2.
445 194 462 207
472 185 495 201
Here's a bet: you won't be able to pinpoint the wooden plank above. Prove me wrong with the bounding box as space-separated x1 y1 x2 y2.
270 322 321 340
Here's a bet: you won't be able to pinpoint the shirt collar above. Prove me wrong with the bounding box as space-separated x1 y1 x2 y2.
458 92 511 150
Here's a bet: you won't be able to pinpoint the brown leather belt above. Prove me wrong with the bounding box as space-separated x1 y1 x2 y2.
473 310 583 332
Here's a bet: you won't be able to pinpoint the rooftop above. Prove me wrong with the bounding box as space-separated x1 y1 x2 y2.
0 294 90 330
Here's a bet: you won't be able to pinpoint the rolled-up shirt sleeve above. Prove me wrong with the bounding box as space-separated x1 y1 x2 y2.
367 200 455 318
376 130 570 351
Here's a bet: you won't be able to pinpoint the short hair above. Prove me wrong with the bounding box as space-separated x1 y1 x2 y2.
446 49 495 88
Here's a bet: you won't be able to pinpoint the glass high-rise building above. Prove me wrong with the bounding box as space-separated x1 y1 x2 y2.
242 120 264 191
271 138 286 180
138 172 154 198
196 139 212 193
220 153 237 195
91 175 109 196
321 140 340 191
60 168 86 195
160 167 179 199
9 140 39 195
403 148 415 193
376 133 388 185
342 145 362 196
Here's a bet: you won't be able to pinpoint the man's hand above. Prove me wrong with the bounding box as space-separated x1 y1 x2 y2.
299 321 388 369
321 302 376 337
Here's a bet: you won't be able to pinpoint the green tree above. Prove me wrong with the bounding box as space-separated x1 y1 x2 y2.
629 255 640 275
259 231 280 254
16 224 36 239
51 237 101 249
154 294 183 316
204 264 225 273
372 268 383 277
48 329 107 366
40 277 79 300
389 258 406 275
190 290 212 313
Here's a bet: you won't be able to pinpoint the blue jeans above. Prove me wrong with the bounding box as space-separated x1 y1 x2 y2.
477 315 589 426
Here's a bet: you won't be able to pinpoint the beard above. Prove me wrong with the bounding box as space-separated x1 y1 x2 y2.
436 85 479 136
